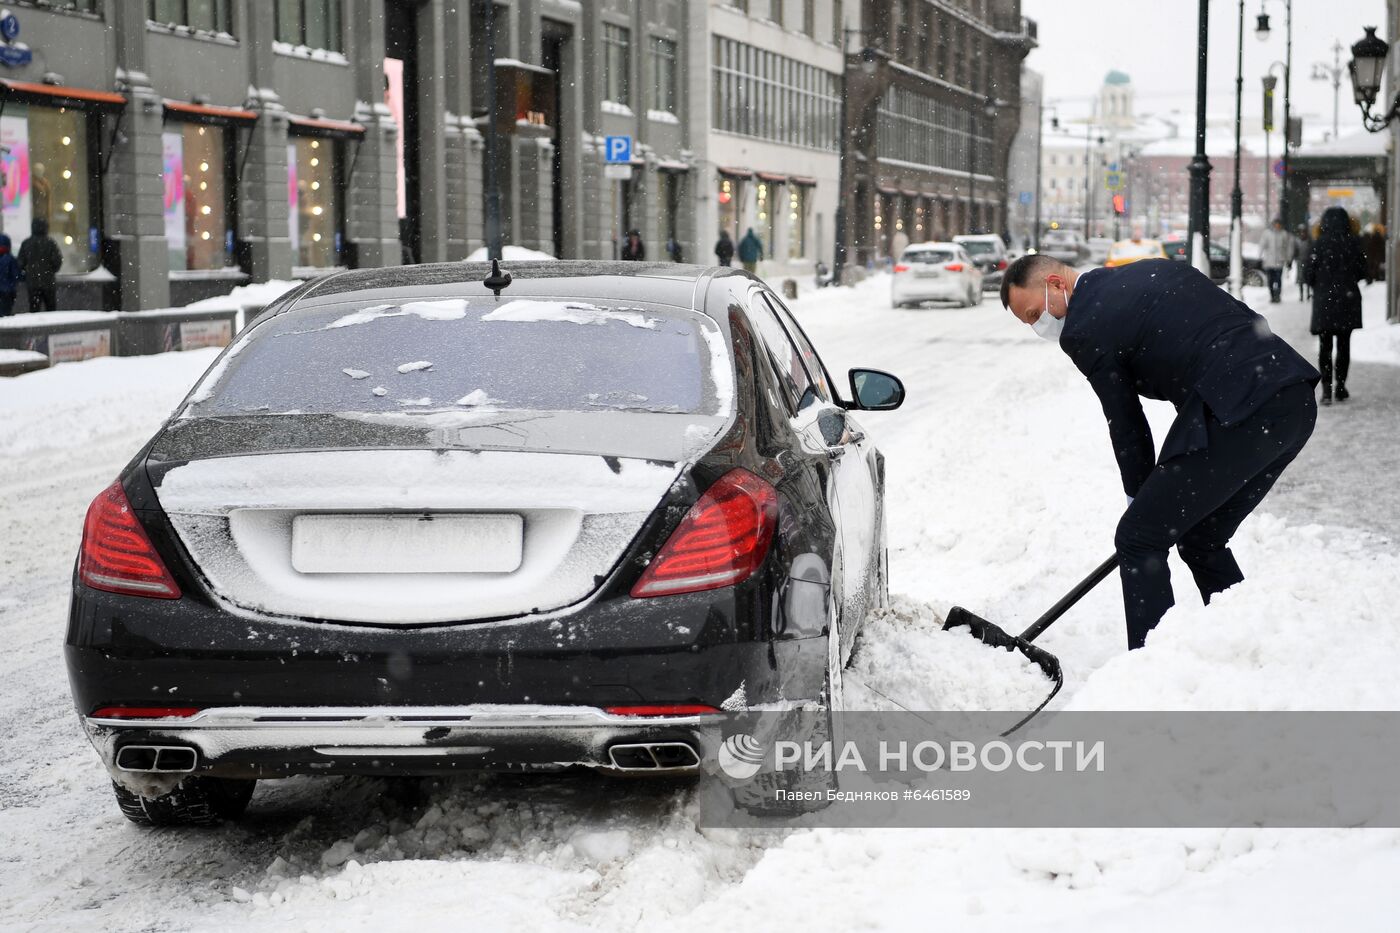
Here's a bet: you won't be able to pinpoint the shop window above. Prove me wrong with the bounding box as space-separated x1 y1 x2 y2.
288 137 342 268
787 185 807 259
162 123 230 271
3 104 98 273
603 23 631 106
651 37 677 114
147 0 229 31
274 0 342 52
718 176 741 239
756 181 775 257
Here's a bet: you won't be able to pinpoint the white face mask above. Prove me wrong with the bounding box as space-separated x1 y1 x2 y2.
1033 281 1066 341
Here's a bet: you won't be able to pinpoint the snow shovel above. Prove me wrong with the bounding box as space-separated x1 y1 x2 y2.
943 555 1120 735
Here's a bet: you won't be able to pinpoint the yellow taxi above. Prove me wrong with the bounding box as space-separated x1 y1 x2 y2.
1104 238 1168 268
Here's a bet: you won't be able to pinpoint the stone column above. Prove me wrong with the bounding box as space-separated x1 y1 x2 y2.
238 4 293 281
106 0 170 309
343 0 400 268
415 0 449 262
514 128 554 254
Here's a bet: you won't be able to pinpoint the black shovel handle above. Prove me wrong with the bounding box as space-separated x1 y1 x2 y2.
1018 554 1120 644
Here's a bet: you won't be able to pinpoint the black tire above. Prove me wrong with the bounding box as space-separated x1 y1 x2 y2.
112 777 256 827
1244 268 1267 288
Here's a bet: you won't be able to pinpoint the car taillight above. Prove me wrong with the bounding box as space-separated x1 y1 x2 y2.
78 480 182 599
90 706 201 720
997 259 1008 270
893 263 910 273
944 263 964 272
630 468 778 598
604 705 722 717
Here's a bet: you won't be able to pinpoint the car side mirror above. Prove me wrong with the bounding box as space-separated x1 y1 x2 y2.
848 368 904 411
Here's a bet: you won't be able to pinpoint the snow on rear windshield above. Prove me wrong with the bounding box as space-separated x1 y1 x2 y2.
903 250 956 264
183 297 727 418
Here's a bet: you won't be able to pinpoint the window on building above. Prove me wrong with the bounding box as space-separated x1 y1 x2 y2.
652 36 677 113
711 36 840 150
147 0 230 31
20 105 98 273
756 181 776 258
35 0 99 11
803 0 815 37
274 0 342 51
786 184 808 259
603 23 631 106
718 175 742 239
288 137 342 268
162 123 231 272
832 0 843 45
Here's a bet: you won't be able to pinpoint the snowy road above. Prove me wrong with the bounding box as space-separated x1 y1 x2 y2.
2 275 1398 929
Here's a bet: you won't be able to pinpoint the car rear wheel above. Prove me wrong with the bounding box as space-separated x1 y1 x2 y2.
111 776 256 827
1244 268 1267 288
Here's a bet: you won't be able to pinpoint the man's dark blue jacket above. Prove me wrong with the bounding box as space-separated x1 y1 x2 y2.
1060 258 1319 497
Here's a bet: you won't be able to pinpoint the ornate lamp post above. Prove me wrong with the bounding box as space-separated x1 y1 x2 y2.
1187 0 1212 274
832 42 880 285
1255 1 1293 227
1347 27 1397 130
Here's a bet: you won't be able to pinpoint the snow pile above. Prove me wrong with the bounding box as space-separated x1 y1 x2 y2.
325 299 471 330
481 299 657 329
465 245 557 262
1350 282 1400 366
847 596 1056 711
183 279 301 312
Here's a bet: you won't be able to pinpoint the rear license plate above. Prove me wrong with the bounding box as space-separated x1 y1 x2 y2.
291 514 524 574
915 269 941 278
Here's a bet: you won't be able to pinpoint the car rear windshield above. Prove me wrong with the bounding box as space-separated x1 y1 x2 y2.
902 250 956 264
958 240 998 255
1110 241 1162 260
183 296 728 418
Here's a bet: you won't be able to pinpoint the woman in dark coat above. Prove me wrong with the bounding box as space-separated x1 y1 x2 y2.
1305 206 1369 405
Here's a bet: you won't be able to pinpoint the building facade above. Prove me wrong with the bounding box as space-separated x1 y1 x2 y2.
1 0 1031 310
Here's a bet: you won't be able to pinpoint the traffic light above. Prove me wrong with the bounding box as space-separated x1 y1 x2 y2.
1112 194 1126 215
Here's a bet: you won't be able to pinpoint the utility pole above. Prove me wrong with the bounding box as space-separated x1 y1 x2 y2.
1229 0 1246 296
1313 40 1345 139
484 0 503 261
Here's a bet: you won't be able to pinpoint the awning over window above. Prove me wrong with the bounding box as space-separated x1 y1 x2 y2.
756 171 787 183
901 188 919 198
876 185 900 196
287 114 366 139
718 166 753 179
0 78 125 111
789 175 818 187
656 160 691 173
163 99 257 126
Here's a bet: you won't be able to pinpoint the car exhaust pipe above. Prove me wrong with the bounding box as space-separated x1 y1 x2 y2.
607 742 701 771
115 745 198 773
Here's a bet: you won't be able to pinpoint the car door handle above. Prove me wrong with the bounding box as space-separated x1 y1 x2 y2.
826 444 846 461
842 428 866 446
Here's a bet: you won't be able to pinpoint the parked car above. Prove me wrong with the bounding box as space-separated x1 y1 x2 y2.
952 234 1009 291
891 242 984 307
66 261 904 825
1039 229 1089 265
1104 238 1168 267
1087 237 1114 265
1161 237 1267 287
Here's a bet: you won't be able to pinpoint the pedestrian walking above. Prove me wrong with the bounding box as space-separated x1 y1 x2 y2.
714 230 734 267
1294 223 1312 301
738 227 763 273
1305 206 1370 407
1001 254 1318 650
0 234 21 317
666 236 683 263
890 229 910 263
1259 218 1295 304
18 218 62 314
621 229 646 261
1361 224 1386 283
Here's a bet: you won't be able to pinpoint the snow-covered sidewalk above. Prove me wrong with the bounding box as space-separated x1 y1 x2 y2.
1 273 1398 930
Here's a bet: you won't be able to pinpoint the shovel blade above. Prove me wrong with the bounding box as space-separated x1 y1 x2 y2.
944 605 1065 735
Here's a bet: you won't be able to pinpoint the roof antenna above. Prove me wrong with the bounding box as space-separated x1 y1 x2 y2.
483 258 512 296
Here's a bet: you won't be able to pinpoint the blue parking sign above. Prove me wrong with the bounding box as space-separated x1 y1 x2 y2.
605 135 631 163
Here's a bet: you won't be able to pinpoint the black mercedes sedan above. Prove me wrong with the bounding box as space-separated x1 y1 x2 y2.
65 261 904 825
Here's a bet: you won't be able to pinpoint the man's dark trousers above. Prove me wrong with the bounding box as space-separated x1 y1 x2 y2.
27 287 56 314
1266 268 1284 302
1114 383 1316 649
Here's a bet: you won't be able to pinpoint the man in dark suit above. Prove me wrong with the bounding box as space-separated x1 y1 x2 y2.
1000 255 1319 649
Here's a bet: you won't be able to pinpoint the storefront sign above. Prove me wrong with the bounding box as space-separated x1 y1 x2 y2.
44 329 111 363
0 112 29 235
162 131 186 254
176 319 232 350
0 10 32 69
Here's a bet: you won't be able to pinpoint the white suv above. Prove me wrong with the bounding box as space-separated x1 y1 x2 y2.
891 243 984 308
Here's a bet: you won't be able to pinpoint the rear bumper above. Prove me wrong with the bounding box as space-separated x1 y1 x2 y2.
892 278 966 303
84 705 725 777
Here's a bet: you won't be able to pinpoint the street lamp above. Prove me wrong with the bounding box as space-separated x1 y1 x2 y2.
1312 40 1345 140
968 96 1006 235
1347 27 1397 131
1255 1 1293 227
832 40 880 284
1229 0 1246 296
1187 0 1212 274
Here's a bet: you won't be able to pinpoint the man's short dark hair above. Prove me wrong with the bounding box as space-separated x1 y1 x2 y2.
1000 254 1069 309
